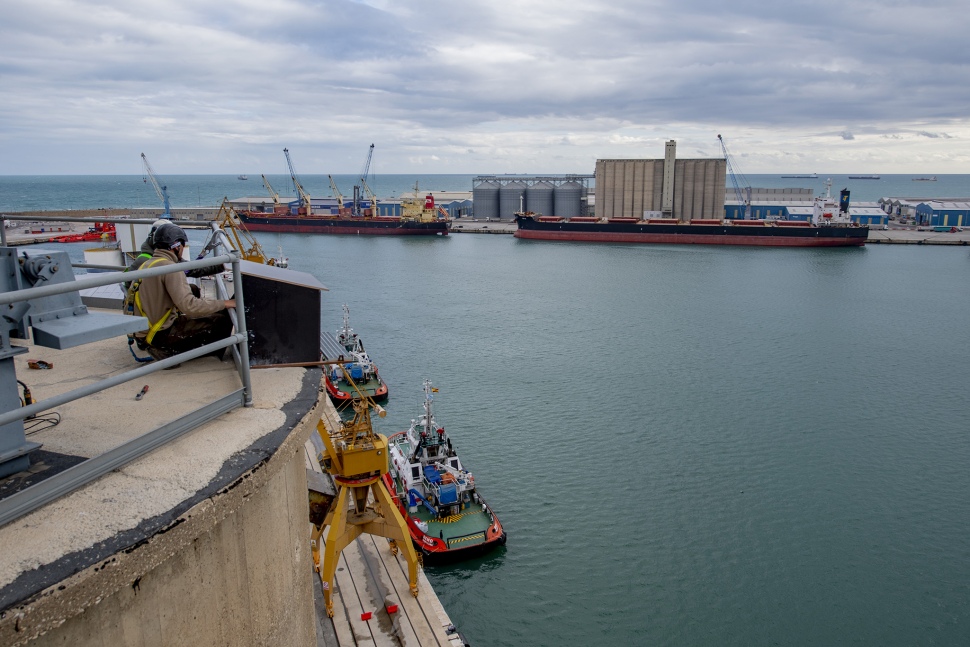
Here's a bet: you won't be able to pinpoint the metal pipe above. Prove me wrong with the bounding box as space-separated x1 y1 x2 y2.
72 263 128 271
0 253 235 306
0 333 245 427
229 257 253 407
0 214 214 227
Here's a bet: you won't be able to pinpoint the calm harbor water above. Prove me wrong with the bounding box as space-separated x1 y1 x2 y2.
271 234 968 646
18 174 970 645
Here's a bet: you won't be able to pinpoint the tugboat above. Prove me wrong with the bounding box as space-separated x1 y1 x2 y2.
383 380 507 562
323 305 388 408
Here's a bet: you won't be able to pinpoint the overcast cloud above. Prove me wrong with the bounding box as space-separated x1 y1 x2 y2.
1 0 968 174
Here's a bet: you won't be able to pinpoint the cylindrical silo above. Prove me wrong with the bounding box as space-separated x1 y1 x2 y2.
499 181 526 220
525 181 555 216
554 181 583 218
472 180 499 220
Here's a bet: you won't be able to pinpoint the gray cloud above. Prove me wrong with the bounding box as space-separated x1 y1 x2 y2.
1 0 968 173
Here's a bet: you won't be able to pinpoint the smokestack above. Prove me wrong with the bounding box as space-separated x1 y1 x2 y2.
663 140 676 219
840 189 851 214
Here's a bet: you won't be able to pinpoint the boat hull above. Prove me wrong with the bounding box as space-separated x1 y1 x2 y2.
324 374 388 408
382 473 507 564
514 217 868 247
238 212 449 236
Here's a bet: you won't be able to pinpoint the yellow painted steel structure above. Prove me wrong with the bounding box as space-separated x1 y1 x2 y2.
212 200 278 265
311 367 419 617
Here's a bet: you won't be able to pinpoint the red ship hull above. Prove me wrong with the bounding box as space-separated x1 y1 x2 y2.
514 216 868 247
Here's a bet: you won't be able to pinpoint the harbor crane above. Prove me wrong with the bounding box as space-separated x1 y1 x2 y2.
261 174 280 206
311 368 419 618
717 134 752 220
140 153 172 219
283 148 313 216
328 174 347 214
352 144 376 217
209 199 278 265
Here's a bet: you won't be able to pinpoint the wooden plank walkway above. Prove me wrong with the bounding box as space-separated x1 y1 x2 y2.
305 401 464 647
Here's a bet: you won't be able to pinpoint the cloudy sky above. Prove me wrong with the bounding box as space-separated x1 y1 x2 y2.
2 0 968 175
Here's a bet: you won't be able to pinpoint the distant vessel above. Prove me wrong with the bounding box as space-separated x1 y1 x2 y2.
848 175 880 179
514 184 867 247
322 305 388 408
781 174 818 178
237 175 248 180
384 380 507 562
913 176 938 181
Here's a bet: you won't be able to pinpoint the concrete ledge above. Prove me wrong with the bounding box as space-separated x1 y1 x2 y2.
0 352 326 645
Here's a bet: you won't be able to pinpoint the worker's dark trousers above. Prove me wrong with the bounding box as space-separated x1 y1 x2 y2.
146 311 234 361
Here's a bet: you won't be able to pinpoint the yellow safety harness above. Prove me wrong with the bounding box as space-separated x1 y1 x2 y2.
124 257 174 344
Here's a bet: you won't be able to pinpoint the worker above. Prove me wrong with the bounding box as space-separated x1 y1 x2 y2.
132 224 236 362
125 219 220 287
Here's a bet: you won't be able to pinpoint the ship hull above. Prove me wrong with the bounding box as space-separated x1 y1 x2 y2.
514 217 868 247
382 472 507 564
238 212 448 236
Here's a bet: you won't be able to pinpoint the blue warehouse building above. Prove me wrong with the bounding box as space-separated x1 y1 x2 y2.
914 201 970 228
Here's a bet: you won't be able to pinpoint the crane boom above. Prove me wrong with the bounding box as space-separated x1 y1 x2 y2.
261 174 280 205
140 152 172 219
283 148 313 216
211 199 275 265
328 174 346 211
717 135 751 220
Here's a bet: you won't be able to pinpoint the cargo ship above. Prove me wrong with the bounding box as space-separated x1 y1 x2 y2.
383 380 507 562
238 192 449 236
515 188 868 247
238 211 449 235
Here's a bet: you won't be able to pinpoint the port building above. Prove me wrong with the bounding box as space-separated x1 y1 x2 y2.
914 201 970 228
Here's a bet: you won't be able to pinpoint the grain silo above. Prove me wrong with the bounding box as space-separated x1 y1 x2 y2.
554 181 583 218
525 181 555 216
499 181 526 220
472 180 499 220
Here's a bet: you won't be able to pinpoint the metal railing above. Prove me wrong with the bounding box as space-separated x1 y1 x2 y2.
0 239 254 527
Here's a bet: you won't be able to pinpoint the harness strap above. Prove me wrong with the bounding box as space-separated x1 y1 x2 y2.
134 258 174 344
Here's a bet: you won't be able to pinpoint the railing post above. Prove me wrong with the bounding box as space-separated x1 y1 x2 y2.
230 253 253 407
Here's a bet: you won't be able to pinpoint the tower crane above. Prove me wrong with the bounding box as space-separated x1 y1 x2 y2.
352 144 376 218
283 148 313 216
140 153 172 219
717 134 751 220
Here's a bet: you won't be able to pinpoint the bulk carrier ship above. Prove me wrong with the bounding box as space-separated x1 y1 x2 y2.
514 139 868 247
515 196 868 246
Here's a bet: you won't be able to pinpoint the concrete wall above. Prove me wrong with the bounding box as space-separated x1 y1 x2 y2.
8 422 317 647
596 158 726 221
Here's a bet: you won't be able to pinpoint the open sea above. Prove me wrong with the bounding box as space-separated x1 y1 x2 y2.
3 173 970 212
8 175 970 645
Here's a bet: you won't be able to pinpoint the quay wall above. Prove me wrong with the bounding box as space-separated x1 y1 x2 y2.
1 402 320 647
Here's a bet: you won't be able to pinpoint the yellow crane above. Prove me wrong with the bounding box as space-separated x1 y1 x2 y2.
328 174 347 215
261 174 280 206
311 365 420 617
212 199 278 265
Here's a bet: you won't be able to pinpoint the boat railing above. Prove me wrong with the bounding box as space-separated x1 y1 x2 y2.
0 238 253 528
